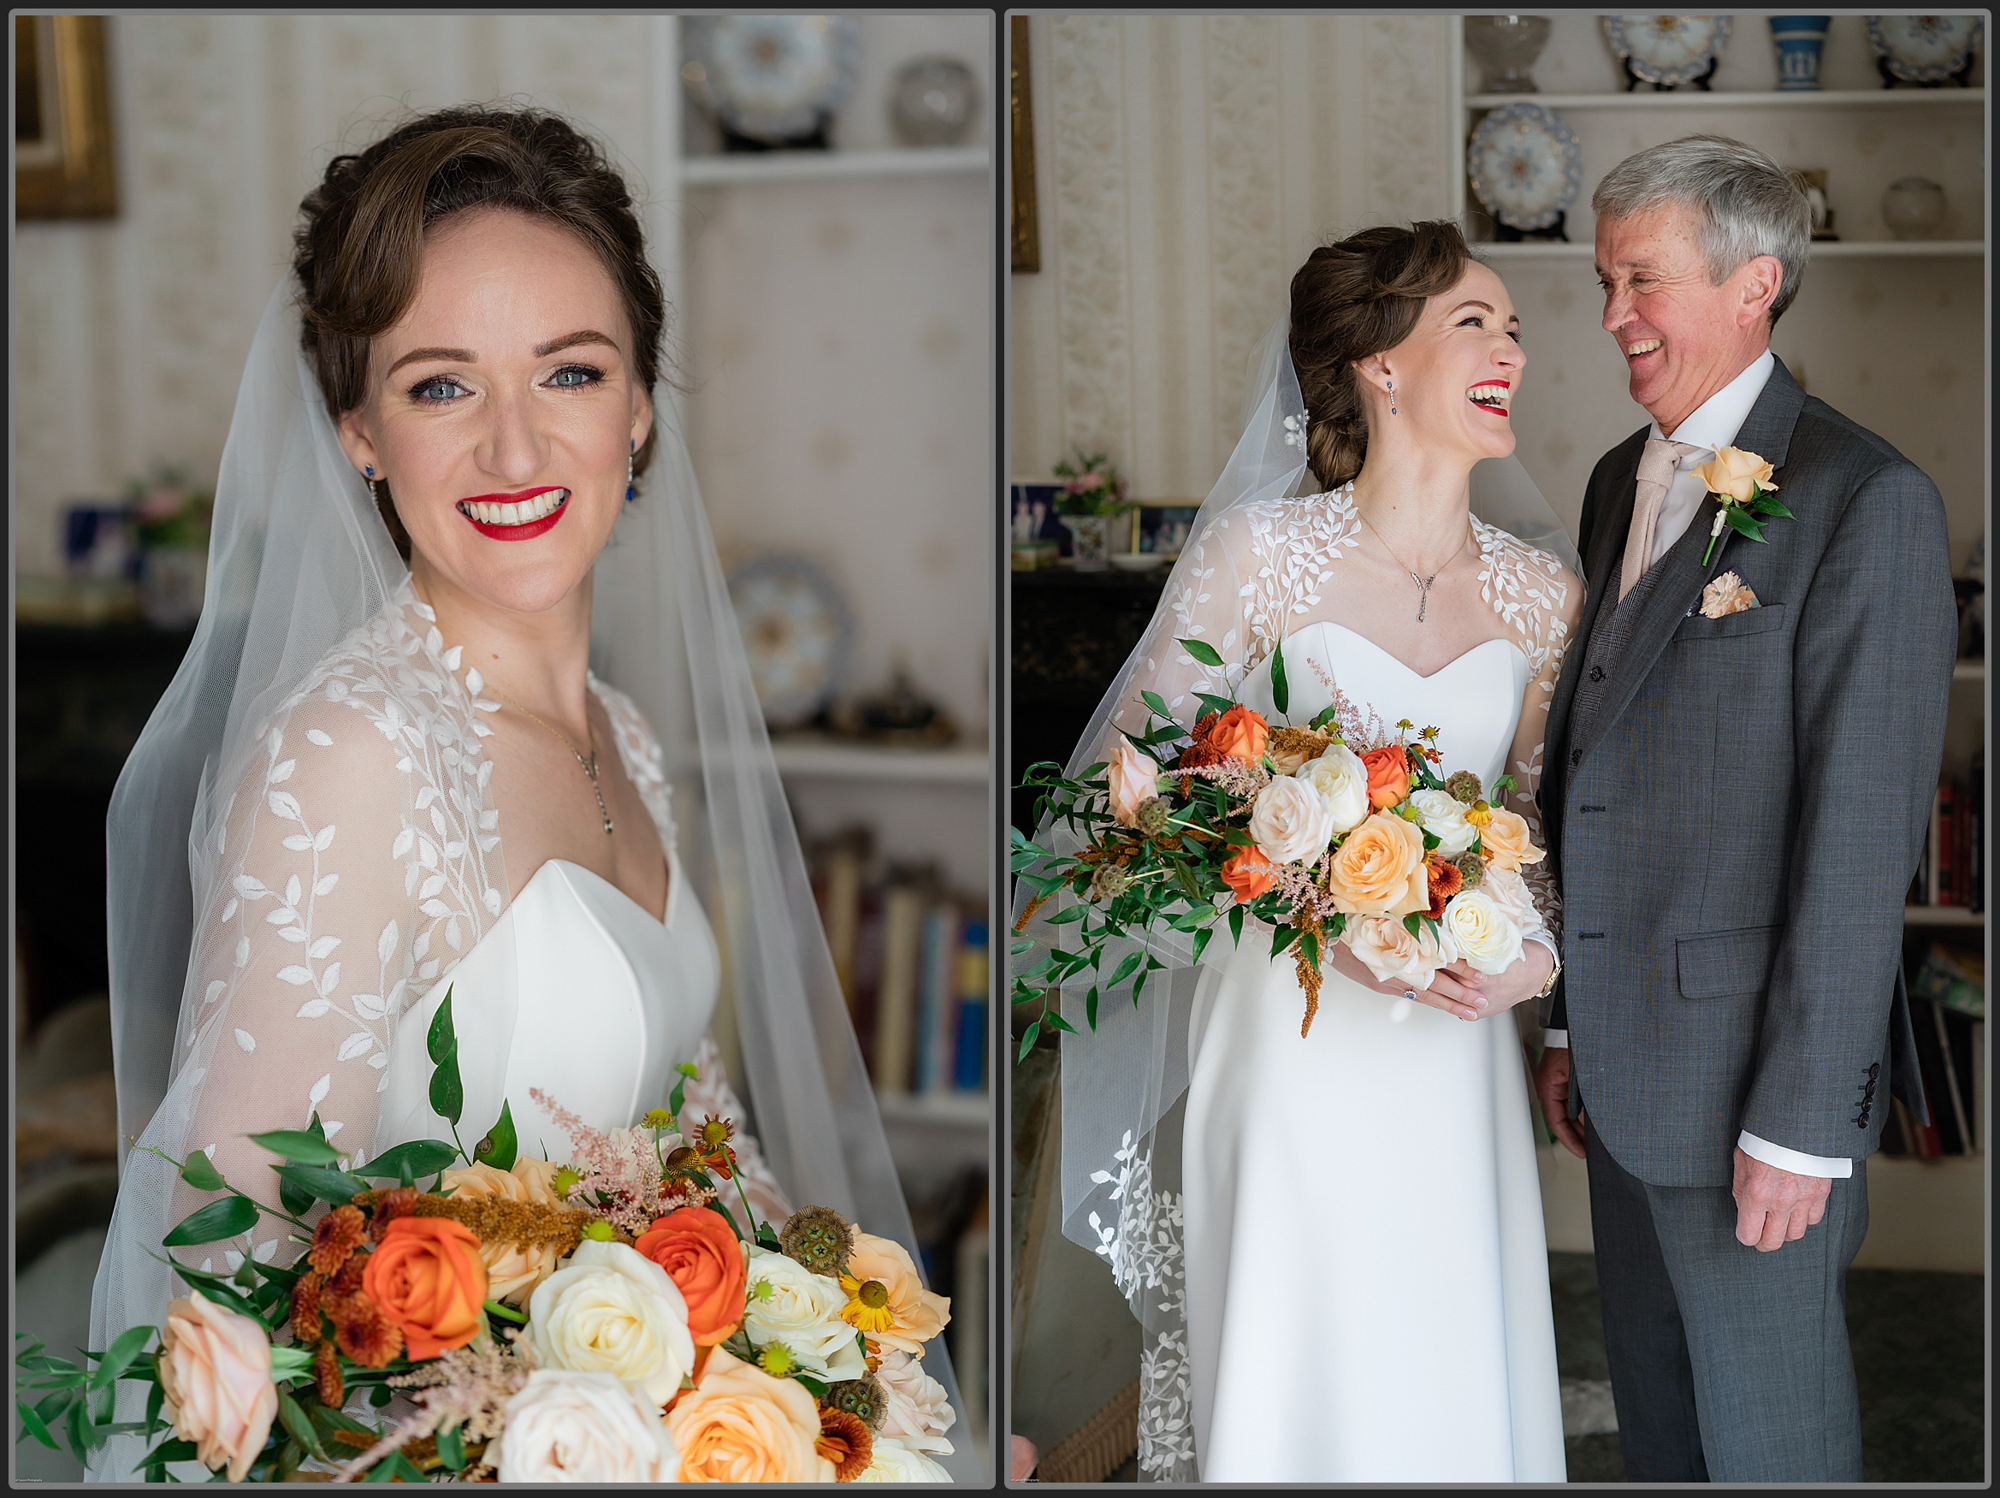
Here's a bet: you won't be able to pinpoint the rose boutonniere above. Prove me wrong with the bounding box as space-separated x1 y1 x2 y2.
1696 445 1793 565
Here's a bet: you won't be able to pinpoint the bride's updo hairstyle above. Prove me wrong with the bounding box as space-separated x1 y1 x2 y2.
1289 220 1474 490
292 105 667 558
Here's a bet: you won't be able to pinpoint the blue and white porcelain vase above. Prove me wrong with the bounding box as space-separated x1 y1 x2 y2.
1768 16 1832 90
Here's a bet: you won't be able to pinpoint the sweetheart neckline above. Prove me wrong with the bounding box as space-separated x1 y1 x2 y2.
519 856 673 932
1305 619 1529 684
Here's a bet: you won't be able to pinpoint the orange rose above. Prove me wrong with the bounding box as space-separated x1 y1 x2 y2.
632 1207 748 1347
1220 847 1280 905
1478 808 1547 873
360 1216 489 1360
1203 705 1269 764
1324 811 1430 917
665 1346 834 1483
1360 744 1413 809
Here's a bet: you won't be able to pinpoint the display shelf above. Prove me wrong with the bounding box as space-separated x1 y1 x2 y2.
767 736 989 786
1904 906 1985 928
679 146 989 187
1952 659 1985 683
876 1090 991 1130
1473 239 1984 259
1466 89 1986 111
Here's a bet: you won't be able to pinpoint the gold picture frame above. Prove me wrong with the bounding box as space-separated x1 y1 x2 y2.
1009 15 1040 273
15 15 118 219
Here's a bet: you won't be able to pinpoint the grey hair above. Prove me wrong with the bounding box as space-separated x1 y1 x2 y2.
1592 134 1812 327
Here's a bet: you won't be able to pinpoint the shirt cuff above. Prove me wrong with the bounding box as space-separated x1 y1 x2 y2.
1542 1029 1568 1048
1737 1130 1853 1179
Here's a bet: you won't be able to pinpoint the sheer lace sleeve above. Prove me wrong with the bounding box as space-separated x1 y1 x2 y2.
1475 521 1582 947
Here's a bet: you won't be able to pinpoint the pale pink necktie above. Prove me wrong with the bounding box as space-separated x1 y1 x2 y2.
1619 438 1702 602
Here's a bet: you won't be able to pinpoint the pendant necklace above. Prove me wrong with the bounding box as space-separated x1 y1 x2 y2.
1358 512 1472 624
491 685 615 834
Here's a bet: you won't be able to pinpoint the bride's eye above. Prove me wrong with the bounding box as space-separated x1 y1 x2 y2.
547 365 605 390
410 376 467 404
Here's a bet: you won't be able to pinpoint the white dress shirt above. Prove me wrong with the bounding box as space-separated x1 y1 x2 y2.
1545 348 1851 1179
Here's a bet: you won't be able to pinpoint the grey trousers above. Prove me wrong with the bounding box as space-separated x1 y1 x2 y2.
1583 1113 1868 1482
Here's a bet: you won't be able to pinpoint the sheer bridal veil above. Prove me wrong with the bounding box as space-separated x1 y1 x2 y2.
1009 315 1576 1479
92 279 979 1481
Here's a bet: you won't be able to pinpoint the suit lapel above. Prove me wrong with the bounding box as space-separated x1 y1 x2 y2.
1571 357 1807 768
1547 429 1646 759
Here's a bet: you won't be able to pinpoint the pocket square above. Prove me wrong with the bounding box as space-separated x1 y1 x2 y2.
1700 571 1760 619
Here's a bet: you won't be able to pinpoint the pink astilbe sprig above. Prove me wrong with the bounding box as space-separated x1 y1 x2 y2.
528 1087 715 1236
1270 854 1338 926
330 1329 538 1482
1165 759 1271 800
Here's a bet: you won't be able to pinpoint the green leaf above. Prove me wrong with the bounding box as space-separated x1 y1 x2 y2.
473 1099 518 1173
1193 692 1236 719
17 1399 60 1450
371 1448 428 1484
1106 951 1143 989
1301 931 1320 971
279 1172 315 1219
1085 986 1100 1031
429 1042 464 1129
163 1194 261 1247
1328 913 1346 941
1045 903 1086 925
1403 913 1423 939
156 1257 261 1319
1190 926 1214 967
1724 507 1767 541
1421 829 1440 851
273 1164 369 1205
146 1380 165 1431
1045 1011 1079 1035
1270 636 1289 718
1228 906 1245 946
66 1395 91 1464
795 1374 830 1399
434 1422 466 1473
1269 925 1298 959
1177 636 1225 669
1140 689 1172 721
247 1129 344 1167
1017 1021 1042 1062
355 1139 461 1183
274 1390 326 1462
177 1151 227 1193
89 1326 155 1392
426 985 457 1065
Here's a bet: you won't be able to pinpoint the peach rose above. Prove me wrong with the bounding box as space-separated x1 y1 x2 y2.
1219 846 1280 905
1246 775 1335 865
1478 807 1546 873
438 1159 565 1306
1105 737 1160 828
1325 812 1430 917
1203 705 1269 764
1695 445 1776 505
360 1216 489 1360
1360 744 1413 809
664 1346 834 1483
632 1206 749 1347
1343 913 1456 989
839 1231 949 1357
157 1290 279 1483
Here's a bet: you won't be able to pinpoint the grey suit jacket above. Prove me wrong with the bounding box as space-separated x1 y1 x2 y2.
1540 356 1956 1187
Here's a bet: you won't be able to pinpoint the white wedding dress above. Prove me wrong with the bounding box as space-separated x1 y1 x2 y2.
1092 484 1573 1481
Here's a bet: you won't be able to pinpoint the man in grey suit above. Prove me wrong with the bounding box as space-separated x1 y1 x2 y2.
1533 135 1957 1482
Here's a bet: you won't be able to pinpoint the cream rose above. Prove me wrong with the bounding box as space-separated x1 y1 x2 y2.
1325 811 1430 917
1247 774 1336 865
490 1369 677 1483
528 1240 695 1404
156 1290 280 1483
1409 789 1476 858
1342 913 1456 989
1440 890 1524 975
1695 444 1776 505
874 1348 958 1455
1104 736 1159 829
741 1245 866 1381
1478 807 1545 873
438 1158 565 1305
855 1435 956 1482
1297 745 1371 835
1480 865 1539 934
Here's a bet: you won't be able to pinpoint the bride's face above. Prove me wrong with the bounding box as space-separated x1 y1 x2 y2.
1360 260 1524 465
334 206 653 616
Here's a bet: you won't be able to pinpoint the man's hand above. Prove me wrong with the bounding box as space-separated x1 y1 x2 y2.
1732 1146 1832 1251
1533 1045 1585 1159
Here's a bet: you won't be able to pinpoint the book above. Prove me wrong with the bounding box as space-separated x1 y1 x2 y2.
1972 750 1985 915
1937 783 1957 906
912 900 960 1095
1896 1096 1943 1160
1909 994 1965 1154
872 882 928 1095
1930 998 1973 1154
1927 783 1944 907
820 835 867 1010
1941 1004 1978 1156
953 918 989 1093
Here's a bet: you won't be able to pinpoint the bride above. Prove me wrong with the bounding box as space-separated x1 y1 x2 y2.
1018 221 1582 1481
90 105 971 1481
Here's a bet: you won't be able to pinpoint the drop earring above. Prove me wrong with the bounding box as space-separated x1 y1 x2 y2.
625 441 636 502
364 465 375 479
1387 380 1397 417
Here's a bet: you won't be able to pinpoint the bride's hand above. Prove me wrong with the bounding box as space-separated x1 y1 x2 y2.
1467 941 1555 1013
1324 941 1487 1022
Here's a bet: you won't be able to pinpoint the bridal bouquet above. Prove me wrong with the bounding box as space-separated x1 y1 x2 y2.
15 993 955 1483
1013 636 1546 1043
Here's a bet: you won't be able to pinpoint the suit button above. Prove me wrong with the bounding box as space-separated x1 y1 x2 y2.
1868 1063 1881 1078
1589 665 1605 682
1857 1116 1870 1128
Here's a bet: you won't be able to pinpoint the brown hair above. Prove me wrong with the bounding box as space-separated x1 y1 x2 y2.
292 105 668 557
1288 221 1474 490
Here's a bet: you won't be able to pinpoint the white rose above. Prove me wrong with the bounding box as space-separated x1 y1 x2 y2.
1478 865 1541 936
491 1369 677 1483
1342 913 1455 989
1441 890 1524 975
1247 774 1335 865
528 1241 695 1404
741 1246 866 1381
1409 789 1476 858
875 1348 957 1454
854 1435 955 1482
1297 744 1370 835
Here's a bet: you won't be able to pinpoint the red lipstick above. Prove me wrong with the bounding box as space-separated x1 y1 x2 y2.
455 486 571 541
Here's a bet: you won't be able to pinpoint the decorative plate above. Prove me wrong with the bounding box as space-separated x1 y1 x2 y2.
1865 15 1984 84
725 554 853 730
1602 15 1733 86
680 16 861 146
1467 103 1583 232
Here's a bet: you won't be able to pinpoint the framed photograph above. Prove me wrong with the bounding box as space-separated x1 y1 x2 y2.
15 14 117 219
1126 499 1202 558
1009 15 1039 272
